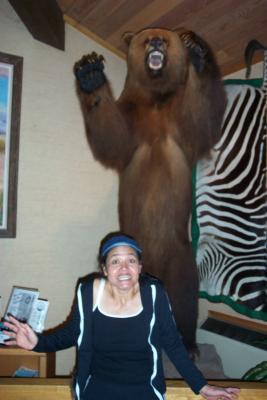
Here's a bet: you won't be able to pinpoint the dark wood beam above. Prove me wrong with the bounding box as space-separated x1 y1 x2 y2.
8 0 65 51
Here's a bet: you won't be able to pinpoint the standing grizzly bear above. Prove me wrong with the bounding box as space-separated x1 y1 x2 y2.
74 28 226 354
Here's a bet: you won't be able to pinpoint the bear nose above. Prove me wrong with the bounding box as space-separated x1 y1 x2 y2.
150 37 163 48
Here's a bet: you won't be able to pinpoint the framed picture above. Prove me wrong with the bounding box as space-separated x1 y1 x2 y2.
0 51 23 237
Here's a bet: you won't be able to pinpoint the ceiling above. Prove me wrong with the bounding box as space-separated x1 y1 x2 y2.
57 0 267 77
7 0 267 77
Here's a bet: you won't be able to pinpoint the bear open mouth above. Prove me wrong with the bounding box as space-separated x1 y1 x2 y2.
147 50 165 71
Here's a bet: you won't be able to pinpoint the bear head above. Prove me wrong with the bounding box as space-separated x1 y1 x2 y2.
122 27 217 98
123 28 190 95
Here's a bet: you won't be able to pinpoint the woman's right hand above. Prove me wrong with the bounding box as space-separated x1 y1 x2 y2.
2 315 38 350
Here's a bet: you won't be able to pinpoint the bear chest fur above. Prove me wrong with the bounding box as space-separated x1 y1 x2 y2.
119 136 192 235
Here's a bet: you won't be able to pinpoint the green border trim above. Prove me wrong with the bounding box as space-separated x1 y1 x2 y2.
224 78 263 87
199 291 267 322
191 166 199 255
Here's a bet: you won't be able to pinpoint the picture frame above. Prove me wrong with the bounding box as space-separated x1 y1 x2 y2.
0 51 23 238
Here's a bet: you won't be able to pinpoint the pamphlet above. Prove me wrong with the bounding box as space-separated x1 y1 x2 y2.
28 298 49 333
5 286 40 322
0 286 49 344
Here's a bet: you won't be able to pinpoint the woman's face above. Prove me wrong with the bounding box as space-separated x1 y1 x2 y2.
104 245 142 291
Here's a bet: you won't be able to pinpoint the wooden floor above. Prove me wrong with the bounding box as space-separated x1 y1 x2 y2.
0 378 266 400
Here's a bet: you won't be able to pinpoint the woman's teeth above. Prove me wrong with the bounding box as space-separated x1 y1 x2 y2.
118 275 131 281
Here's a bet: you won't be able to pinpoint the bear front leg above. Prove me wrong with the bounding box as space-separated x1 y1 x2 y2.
74 53 135 171
176 30 226 166
74 52 106 109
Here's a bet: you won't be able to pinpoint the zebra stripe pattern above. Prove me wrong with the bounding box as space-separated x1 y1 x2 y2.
196 77 267 315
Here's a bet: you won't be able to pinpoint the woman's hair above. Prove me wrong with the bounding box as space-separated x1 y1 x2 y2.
98 231 142 269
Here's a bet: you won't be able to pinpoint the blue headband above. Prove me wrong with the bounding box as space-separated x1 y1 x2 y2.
101 235 142 258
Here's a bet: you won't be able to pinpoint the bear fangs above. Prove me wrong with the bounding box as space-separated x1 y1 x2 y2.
147 51 164 70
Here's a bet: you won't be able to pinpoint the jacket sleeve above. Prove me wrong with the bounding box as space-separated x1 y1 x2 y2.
33 289 81 353
156 285 207 394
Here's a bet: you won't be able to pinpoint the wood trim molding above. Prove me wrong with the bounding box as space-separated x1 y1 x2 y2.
64 14 126 60
208 311 267 334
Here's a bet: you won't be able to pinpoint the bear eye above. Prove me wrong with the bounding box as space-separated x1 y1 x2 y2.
144 38 150 46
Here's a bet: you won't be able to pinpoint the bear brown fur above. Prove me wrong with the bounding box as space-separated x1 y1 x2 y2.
74 28 226 354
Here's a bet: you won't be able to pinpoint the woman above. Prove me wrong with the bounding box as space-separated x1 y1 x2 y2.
3 232 240 400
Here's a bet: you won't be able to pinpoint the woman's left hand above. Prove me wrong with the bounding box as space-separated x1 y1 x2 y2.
200 384 240 400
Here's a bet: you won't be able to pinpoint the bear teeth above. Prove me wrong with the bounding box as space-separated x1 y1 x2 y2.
148 51 164 70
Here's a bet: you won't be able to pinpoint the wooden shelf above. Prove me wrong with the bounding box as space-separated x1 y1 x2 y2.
0 346 55 378
208 311 267 334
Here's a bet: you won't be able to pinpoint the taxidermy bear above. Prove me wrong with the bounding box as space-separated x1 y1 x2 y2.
74 27 226 354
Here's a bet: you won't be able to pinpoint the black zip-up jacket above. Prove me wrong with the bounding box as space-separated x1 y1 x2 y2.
34 275 207 399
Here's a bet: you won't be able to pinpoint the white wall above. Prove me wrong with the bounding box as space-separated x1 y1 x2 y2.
0 0 126 375
197 329 267 378
225 61 264 80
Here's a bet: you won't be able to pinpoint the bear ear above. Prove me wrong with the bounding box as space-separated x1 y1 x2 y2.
175 28 208 73
122 31 135 47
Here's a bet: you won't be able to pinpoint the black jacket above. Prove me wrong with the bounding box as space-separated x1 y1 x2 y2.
34 275 207 399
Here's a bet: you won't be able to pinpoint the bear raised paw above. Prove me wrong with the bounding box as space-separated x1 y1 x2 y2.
74 52 106 103
74 28 226 355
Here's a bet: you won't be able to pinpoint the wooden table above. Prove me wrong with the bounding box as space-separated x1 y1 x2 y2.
0 379 266 400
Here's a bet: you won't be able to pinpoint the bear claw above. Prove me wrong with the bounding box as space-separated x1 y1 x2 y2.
74 52 106 93
74 52 105 70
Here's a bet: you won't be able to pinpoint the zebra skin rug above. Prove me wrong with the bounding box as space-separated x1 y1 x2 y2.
195 51 267 321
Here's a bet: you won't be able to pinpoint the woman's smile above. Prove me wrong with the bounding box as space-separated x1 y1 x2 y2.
118 274 131 281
